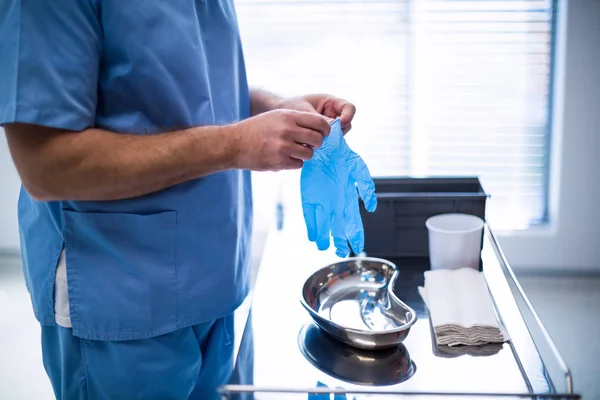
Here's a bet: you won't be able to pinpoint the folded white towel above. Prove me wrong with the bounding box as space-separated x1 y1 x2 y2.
418 268 509 347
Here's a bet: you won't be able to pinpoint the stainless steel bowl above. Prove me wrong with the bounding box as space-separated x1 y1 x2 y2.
300 257 417 349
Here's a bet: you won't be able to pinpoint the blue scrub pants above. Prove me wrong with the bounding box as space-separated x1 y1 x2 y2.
41 314 236 400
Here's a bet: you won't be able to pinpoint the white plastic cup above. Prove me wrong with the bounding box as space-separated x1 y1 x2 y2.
425 213 484 270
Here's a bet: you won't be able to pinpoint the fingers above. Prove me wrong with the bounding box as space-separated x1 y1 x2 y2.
289 143 314 161
302 204 318 242
331 208 349 258
346 225 364 255
306 203 346 255
333 237 350 258
285 157 304 170
315 207 331 250
303 203 333 251
294 112 331 137
294 127 324 149
350 156 377 212
344 181 366 254
325 98 356 132
342 123 352 135
337 102 356 131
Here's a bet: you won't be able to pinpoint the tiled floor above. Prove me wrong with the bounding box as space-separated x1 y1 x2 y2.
0 256 598 399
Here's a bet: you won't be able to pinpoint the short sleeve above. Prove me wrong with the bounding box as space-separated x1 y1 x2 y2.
0 0 102 130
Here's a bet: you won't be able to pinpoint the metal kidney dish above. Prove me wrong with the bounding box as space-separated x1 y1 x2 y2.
300 257 417 350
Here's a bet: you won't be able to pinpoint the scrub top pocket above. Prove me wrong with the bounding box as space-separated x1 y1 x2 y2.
63 210 178 341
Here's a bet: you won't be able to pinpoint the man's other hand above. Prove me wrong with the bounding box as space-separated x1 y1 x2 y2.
278 94 356 135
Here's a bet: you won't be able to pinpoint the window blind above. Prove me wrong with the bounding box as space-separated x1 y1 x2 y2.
236 0 556 229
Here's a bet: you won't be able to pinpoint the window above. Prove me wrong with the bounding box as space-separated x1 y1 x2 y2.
236 0 557 230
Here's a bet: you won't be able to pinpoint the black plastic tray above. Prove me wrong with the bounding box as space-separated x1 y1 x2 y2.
359 176 488 260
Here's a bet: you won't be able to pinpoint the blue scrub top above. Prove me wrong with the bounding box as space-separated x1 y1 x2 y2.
0 0 252 341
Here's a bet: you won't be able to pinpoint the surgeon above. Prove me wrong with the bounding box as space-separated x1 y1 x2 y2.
0 1 357 399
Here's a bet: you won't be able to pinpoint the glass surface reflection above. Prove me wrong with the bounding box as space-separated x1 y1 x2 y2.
298 323 416 386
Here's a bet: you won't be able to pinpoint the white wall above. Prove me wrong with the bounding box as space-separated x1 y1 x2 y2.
498 0 600 271
0 130 21 252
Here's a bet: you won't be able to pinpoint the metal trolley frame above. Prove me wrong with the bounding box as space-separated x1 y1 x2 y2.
219 216 579 399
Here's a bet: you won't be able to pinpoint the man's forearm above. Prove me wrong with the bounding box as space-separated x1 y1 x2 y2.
249 88 282 116
4 123 240 201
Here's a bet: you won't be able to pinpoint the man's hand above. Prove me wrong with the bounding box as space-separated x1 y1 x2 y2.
231 109 330 172
278 94 356 135
250 89 356 134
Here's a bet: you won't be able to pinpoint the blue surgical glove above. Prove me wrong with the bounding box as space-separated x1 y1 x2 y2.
335 120 377 254
300 120 349 257
301 119 377 257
